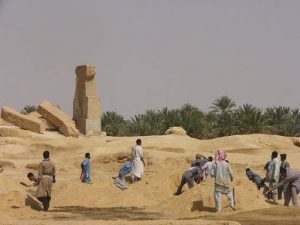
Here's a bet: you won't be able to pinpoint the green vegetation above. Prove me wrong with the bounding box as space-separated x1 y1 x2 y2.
21 105 38 115
101 96 300 139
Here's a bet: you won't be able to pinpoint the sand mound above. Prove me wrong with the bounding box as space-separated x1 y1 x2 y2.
96 152 131 164
0 144 28 156
0 133 299 224
0 174 27 209
0 126 31 138
0 160 16 169
25 163 40 170
165 127 187 135
158 177 270 218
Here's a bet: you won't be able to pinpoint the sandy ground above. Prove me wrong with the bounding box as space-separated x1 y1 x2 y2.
0 128 300 225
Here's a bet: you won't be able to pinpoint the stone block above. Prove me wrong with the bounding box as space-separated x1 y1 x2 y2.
38 100 79 137
82 96 101 119
28 112 57 130
77 118 101 135
84 79 97 96
1 106 45 134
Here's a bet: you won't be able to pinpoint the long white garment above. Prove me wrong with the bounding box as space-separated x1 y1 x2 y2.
202 161 213 179
267 157 281 203
267 158 281 183
131 145 144 178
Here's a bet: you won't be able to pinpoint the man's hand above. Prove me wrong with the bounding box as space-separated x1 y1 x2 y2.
20 182 31 187
265 188 272 195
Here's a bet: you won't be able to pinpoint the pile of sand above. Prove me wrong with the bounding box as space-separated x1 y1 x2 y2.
0 174 27 209
158 177 270 218
0 126 31 138
0 133 299 224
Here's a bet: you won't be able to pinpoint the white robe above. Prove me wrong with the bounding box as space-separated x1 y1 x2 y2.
131 145 144 178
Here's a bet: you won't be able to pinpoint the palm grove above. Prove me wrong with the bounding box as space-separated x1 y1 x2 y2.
22 96 300 139
101 96 300 139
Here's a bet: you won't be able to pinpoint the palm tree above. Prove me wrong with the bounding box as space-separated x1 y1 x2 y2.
179 104 205 138
101 111 127 136
283 109 300 137
128 114 148 136
141 110 163 135
210 96 236 114
158 107 181 131
201 112 218 139
265 106 292 135
209 96 237 137
237 104 270 134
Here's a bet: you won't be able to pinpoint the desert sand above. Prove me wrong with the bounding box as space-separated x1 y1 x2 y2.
0 127 300 225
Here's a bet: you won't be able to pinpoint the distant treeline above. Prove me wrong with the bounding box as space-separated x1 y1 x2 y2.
21 96 300 139
101 96 300 139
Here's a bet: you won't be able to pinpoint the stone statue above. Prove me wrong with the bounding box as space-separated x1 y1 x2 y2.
73 65 101 134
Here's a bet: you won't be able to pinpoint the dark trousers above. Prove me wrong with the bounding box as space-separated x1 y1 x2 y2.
175 175 194 195
38 196 51 211
278 186 283 200
284 186 298 207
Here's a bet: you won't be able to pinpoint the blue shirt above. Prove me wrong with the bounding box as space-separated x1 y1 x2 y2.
81 159 91 179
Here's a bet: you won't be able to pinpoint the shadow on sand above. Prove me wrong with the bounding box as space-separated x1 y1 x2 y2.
191 200 216 212
50 206 165 220
202 206 300 225
25 194 43 211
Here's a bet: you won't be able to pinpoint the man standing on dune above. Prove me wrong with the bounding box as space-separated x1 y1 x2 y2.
266 151 281 203
211 150 235 212
278 153 290 200
131 139 146 182
36 150 56 211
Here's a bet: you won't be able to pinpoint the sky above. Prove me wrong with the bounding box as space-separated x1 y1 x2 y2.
0 0 299 118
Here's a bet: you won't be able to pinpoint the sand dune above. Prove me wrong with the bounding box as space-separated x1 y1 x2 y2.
0 130 299 224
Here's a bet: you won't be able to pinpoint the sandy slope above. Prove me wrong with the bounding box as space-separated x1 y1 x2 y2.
0 128 300 225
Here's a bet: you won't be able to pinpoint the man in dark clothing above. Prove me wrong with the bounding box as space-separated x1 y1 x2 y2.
278 153 291 199
191 154 207 167
246 168 263 190
267 167 300 207
191 154 207 182
175 162 202 195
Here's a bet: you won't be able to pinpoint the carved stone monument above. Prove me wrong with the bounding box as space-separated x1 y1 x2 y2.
73 65 101 135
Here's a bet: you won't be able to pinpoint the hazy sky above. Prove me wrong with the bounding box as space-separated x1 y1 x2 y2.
0 0 299 118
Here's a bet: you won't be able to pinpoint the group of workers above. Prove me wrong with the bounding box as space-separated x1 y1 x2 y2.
22 138 145 211
246 151 300 208
174 151 235 212
22 138 299 212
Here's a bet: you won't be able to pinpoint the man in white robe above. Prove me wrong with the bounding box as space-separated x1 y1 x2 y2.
131 139 146 182
267 151 281 203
